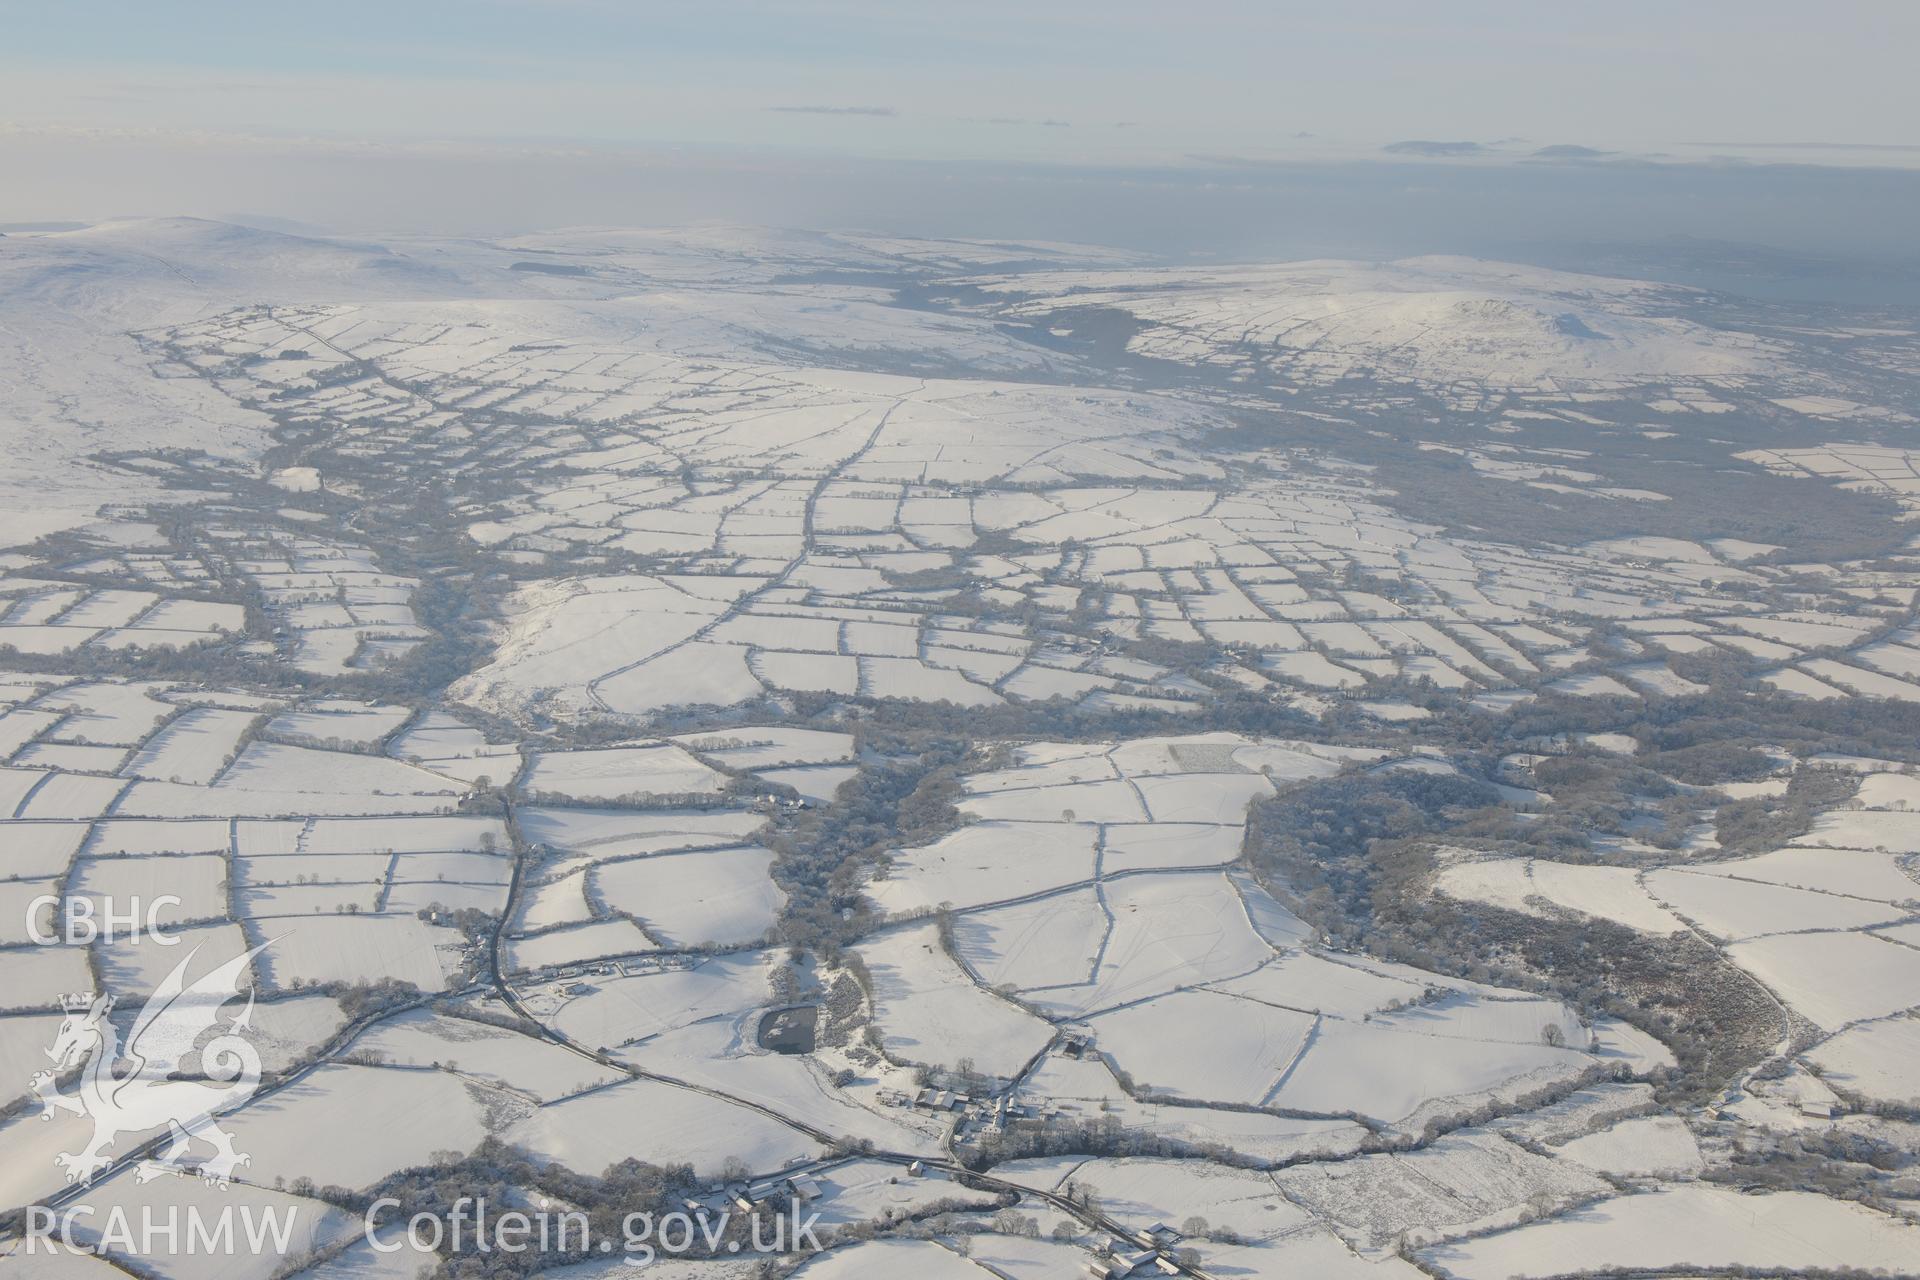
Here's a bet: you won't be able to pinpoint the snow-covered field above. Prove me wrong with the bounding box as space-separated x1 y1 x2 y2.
505 1077 823 1177
856 921 1054 1081
1420 1185 1920 1279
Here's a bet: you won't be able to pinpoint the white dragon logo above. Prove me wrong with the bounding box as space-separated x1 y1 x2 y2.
31 942 268 1188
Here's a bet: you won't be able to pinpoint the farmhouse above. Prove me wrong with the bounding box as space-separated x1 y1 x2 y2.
1087 1245 1161 1278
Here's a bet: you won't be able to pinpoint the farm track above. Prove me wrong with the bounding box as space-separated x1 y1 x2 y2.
32 986 439 1214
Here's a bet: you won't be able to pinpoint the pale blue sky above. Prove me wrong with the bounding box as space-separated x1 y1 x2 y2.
3 1 1916 163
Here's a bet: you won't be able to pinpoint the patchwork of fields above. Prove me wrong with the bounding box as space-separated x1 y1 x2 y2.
1 220 1918 1280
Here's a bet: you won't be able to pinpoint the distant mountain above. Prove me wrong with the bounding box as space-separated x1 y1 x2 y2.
1384 139 1485 157
1532 144 1614 160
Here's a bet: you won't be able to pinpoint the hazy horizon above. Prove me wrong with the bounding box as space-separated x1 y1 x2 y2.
6 1 1917 161
6 0 1920 300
